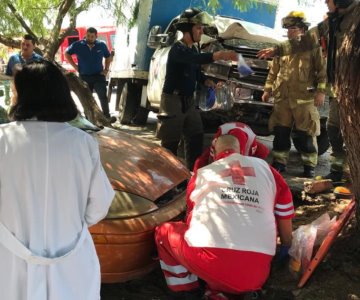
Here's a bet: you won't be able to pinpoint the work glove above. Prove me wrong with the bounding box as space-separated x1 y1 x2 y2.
274 245 290 266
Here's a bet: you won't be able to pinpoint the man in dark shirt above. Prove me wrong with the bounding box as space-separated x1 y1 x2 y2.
157 8 237 170
65 27 115 122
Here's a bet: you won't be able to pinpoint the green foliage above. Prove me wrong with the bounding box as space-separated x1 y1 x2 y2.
205 0 277 14
0 0 63 38
128 0 139 29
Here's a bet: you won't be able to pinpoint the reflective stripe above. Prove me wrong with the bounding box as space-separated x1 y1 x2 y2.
165 274 198 286
275 202 294 209
275 209 294 217
160 260 188 274
317 83 326 89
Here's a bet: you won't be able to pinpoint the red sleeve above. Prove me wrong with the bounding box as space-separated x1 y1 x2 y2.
254 141 270 159
269 165 295 219
193 147 211 173
185 174 197 224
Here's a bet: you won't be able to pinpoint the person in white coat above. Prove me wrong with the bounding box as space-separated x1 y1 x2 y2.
0 60 115 300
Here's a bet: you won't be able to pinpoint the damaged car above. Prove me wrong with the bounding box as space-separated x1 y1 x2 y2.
70 116 190 283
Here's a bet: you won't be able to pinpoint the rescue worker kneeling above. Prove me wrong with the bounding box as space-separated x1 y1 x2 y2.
193 121 270 173
155 135 294 299
261 11 327 178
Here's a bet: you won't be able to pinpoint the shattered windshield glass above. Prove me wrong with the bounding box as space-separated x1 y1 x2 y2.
223 38 278 50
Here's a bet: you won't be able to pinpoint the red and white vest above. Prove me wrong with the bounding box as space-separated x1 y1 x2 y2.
185 153 283 256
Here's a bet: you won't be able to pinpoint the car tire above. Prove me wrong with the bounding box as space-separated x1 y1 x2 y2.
118 82 141 124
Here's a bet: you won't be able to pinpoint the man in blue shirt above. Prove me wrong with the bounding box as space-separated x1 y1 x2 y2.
6 34 43 76
65 27 114 122
5 34 42 106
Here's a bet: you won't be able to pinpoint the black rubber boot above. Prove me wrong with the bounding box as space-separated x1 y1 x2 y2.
324 170 343 182
327 125 344 153
273 126 292 152
272 161 286 173
303 165 315 178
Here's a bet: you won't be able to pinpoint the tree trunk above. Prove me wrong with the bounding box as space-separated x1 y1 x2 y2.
65 73 112 127
336 9 360 225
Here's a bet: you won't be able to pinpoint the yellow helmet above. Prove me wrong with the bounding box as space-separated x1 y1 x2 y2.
282 11 310 30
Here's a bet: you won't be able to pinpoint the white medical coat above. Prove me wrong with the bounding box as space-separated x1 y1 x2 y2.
0 121 115 300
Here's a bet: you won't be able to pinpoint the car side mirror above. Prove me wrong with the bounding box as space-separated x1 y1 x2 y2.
147 26 168 49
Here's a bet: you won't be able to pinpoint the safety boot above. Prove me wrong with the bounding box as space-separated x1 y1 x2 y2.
303 165 315 178
324 170 343 182
272 161 286 173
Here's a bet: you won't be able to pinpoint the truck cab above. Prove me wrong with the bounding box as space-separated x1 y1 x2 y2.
147 16 282 128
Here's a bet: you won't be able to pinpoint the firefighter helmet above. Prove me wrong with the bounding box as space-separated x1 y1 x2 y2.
175 8 213 32
281 11 310 31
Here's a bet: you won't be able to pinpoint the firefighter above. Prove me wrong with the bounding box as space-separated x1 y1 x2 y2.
261 11 327 178
156 8 238 170
257 0 358 182
155 134 294 299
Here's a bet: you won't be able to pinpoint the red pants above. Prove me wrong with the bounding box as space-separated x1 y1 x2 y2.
155 222 272 295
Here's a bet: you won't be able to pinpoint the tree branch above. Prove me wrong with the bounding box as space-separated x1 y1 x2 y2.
45 0 92 59
43 0 75 58
6 2 39 42
0 35 20 49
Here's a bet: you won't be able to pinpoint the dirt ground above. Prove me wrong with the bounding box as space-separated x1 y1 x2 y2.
101 121 360 300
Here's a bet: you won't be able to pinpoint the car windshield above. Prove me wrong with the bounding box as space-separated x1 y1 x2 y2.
68 114 101 131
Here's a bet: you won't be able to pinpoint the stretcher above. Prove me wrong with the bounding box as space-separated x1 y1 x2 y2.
298 199 356 288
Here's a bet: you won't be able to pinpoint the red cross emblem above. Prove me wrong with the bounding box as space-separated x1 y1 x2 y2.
219 160 255 185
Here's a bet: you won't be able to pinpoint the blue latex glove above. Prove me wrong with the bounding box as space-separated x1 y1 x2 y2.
206 87 216 109
276 245 290 264
279 245 290 256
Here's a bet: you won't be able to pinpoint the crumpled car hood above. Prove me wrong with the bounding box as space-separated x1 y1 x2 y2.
92 127 190 202
201 15 285 44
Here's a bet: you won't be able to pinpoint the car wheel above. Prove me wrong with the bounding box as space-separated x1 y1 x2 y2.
118 82 141 124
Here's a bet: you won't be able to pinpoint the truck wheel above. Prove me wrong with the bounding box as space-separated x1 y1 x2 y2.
118 82 141 124
133 106 150 126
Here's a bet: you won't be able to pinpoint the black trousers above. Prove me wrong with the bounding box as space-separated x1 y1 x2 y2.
81 74 110 118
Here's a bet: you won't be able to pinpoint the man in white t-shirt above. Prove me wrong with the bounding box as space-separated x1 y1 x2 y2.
155 135 293 299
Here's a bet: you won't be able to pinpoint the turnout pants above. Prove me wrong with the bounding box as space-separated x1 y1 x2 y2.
155 222 271 295
327 97 346 172
270 99 319 167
